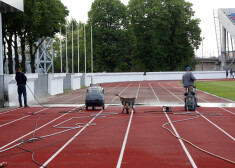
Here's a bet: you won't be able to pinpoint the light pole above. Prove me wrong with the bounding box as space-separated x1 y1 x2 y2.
202 37 205 71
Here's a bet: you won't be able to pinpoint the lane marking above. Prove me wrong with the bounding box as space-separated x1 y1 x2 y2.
164 112 197 168
158 82 184 102
162 81 235 141
116 110 134 168
0 107 22 115
0 106 81 151
0 108 49 128
116 83 140 168
149 83 160 102
167 82 208 103
196 111 235 141
111 83 132 102
151 82 197 167
63 83 123 103
40 109 104 168
220 107 235 116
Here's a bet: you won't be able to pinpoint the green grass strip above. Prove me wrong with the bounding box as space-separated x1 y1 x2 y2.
195 81 235 101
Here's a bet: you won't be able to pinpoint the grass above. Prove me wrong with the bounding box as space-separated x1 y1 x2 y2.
195 81 235 101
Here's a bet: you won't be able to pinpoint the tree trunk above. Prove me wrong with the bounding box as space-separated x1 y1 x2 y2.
6 32 13 74
29 42 35 73
19 33 26 73
13 32 20 70
170 54 175 71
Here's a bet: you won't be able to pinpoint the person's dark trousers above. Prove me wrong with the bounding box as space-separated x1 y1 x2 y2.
17 85 27 107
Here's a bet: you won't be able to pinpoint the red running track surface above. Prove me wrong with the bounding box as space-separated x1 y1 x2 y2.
0 80 234 168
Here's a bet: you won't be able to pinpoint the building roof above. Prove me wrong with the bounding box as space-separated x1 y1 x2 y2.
0 0 23 13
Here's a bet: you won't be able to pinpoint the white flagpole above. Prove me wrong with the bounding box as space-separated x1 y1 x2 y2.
78 24 79 73
91 26 93 73
72 22 74 73
60 27 62 72
84 24 86 74
66 25 68 73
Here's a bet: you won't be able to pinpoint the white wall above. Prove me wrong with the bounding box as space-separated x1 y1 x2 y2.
71 73 83 90
4 71 227 106
87 71 226 85
4 74 38 106
48 73 66 95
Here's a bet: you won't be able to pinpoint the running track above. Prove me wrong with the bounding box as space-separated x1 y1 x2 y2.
0 80 234 168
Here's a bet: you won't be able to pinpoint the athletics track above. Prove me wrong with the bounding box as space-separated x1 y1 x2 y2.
0 80 234 168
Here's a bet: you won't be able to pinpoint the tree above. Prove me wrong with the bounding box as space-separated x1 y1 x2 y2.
53 20 88 73
88 0 132 72
25 0 69 73
2 13 15 74
128 0 201 71
2 0 68 73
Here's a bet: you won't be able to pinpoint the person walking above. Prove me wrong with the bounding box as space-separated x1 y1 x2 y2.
230 69 234 78
226 69 228 79
15 68 29 107
182 67 200 107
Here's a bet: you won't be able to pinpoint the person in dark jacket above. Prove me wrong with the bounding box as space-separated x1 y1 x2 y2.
15 68 29 107
182 67 200 107
182 67 196 93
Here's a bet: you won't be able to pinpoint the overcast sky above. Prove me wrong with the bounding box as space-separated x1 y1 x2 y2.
60 0 235 57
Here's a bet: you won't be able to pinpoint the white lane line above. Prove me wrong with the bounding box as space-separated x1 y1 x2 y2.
0 107 22 115
116 83 140 168
152 82 197 167
0 108 49 128
0 106 80 151
40 109 104 168
158 82 183 102
167 82 209 103
63 83 122 103
196 111 235 141
149 82 160 102
111 83 132 102
116 110 134 168
220 107 235 116
164 112 197 168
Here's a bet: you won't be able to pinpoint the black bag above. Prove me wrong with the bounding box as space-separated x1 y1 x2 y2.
185 94 196 111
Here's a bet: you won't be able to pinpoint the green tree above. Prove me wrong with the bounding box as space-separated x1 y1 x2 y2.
3 0 68 73
128 0 201 71
88 0 132 72
53 20 88 73
26 0 69 73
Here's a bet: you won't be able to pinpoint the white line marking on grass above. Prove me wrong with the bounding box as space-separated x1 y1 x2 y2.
164 112 197 168
116 83 140 168
40 109 104 168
